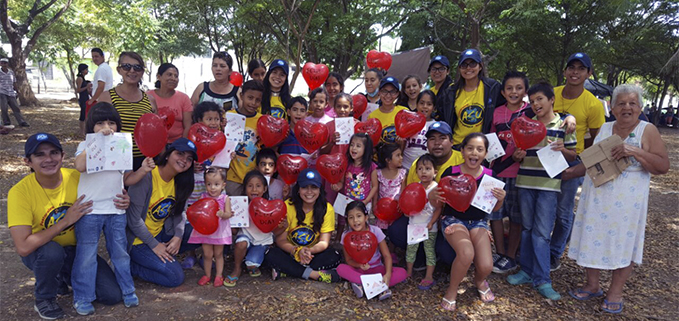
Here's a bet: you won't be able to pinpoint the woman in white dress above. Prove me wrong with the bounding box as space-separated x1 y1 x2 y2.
564 84 669 314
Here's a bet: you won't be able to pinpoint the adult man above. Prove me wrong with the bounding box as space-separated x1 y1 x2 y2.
550 52 605 270
86 48 114 106
0 57 29 127
8 133 126 319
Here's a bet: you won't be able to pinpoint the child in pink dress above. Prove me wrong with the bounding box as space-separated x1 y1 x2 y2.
373 143 406 230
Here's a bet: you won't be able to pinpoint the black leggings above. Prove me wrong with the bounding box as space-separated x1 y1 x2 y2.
265 246 341 279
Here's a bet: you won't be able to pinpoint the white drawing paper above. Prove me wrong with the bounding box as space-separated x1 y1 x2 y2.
228 196 249 228
471 175 506 214
335 117 354 145
537 143 569 178
211 140 239 168
333 193 353 217
224 113 246 142
407 224 429 245
360 273 389 300
86 133 133 174
485 132 506 162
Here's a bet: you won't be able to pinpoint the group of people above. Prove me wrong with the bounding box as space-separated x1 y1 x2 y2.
7 47 669 319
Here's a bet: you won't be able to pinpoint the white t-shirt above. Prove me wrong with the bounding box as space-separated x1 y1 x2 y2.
92 62 114 96
409 182 438 232
75 142 125 214
266 176 286 200
403 120 435 169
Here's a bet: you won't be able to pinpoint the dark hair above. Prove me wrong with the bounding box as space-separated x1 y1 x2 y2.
85 102 122 134
256 148 278 164
324 72 345 94
91 48 104 57
155 63 178 89
377 143 400 169
204 166 227 182
247 59 266 75
415 153 436 169
460 132 489 151
334 93 353 108
309 87 328 102
77 64 88 78
212 51 233 70
417 90 436 105
397 75 422 106
242 170 270 200
291 182 327 233
502 70 529 90
289 96 308 112
192 101 223 124
156 148 195 218
345 200 368 229
527 82 555 100
365 68 386 80
347 133 374 173
241 79 265 96
455 52 484 96
262 62 291 115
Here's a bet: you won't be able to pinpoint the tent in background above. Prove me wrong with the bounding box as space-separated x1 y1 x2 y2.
585 79 614 98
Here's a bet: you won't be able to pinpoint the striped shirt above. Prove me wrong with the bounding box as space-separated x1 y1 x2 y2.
110 88 154 157
516 113 577 192
0 69 16 96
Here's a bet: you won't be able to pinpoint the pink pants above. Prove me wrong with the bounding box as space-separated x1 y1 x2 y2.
336 263 408 287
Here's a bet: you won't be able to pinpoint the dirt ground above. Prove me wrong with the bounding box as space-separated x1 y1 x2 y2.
1 99 677 320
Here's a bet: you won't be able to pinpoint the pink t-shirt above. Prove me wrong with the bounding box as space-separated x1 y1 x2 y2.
147 90 193 143
324 104 337 118
490 102 529 178
341 225 385 267
305 114 333 124
342 162 377 201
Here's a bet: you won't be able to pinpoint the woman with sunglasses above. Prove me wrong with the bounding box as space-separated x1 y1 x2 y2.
99 51 158 170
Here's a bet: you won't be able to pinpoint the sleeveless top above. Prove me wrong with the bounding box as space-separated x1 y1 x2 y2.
78 77 90 104
376 168 407 200
110 88 153 158
198 81 239 112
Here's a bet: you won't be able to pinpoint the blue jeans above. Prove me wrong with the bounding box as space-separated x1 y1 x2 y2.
235 234 268 267
72 214 135 304
518 188 558 286
551 174 584 259
21 241 122 304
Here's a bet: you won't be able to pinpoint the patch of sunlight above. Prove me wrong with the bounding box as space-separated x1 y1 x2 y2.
1 163 26 173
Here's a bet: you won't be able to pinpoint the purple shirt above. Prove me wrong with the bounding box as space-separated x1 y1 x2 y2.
341 225 385 267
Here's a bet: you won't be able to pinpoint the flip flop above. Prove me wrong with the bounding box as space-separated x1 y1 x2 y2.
478 280 495 303
418 279 437 290
602 299 624 314
223 275 238 287
247 267 262 278
568 288 604 301
441 297 456 311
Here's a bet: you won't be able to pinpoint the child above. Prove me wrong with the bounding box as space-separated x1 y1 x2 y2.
306 87 332 124
226 80 264 196
226 170 276 286
337 201 408 300
508 82 577 300
372 143 406 230
405 154 441 289
247 58 267 82
435 133 506 312
331 133 378 241
368 76 408 145
72 102 140 315
396 75 422 111
188 167 233 287
256 148 288 200
323 72 344 117
321 93 357 204
363 68 385 104
402 90 437 169
278 96 311 161
261 59 290 119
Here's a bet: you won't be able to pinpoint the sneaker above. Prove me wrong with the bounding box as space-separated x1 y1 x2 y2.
180 256 197 269
20 122 30 127
73 301 95 316
492 253 501 264
550 256 561 272
123 293 139 308
378 289 392 301
317 269 340 283
536 283 561 300
34 298 65 320
493 256 518 274
271 267 286 281
351 283 364 298
507 270 533 285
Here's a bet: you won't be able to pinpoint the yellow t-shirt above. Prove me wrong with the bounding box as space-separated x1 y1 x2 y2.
285 200 335 247
368 105 408 144
406 150 464 185
553 86 605 154
227 110 262 184
133 167 176 245
431 86 439 96
270 96 287 120
453 82 485 145
8 168 80 246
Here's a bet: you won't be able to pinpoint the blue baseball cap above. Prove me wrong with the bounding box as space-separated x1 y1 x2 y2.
458 49 483 66
379 76 400 90
425 121 452 138
169 138 197 159
566 52 592 69
297 168 322 188
25 133 62 157
269 59 289 74
428 55 450 70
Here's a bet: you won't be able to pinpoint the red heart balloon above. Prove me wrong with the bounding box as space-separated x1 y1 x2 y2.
399 183 428 216
439 174 477 212
249 197 287 233
366 50 392 71
186 198 220 235
257 115 290 147
302 62 329 90
395 110 426 138
511 116 547 150
354 118 382 146
157 107 175 131
187 123 227 163
229 71 243 87
276 154 308 185
352 94 367 119
134 113 168 157
374 198 401 223
294 119 329 153
343 231 378 264
317 153 348 184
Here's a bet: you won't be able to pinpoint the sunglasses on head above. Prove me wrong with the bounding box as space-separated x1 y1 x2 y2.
120 63 144 72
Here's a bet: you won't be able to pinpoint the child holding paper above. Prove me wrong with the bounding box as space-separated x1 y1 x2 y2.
508 82 577 300
337 201 407 300
321 93 357 203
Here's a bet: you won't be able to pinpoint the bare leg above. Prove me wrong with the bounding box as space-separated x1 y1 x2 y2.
229 241 247 279
606 265 633 303
443 224 474 302
406 262 413 277
202 244 213 278
423 265 435 282
213 245 225 278
490 220 505 256
469 228 493 292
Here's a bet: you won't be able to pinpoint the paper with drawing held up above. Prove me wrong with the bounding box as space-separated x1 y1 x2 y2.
335 117 354 145
228 196 249 228
471 175 506 214
224 113 246 142
485 132 506 162
360 273 389 300
86 133 133 174
537 143 569 178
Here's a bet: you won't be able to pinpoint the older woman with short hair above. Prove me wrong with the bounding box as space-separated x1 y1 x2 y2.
565 84 669 314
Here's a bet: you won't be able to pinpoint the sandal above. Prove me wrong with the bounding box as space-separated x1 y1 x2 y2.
213 276 224 288
602 299 624 314
247 267 261 278
441 297 456 311
478 280 495 303
223 275 238 287
418 279 436 290
568 288 604 301
197 275 210 286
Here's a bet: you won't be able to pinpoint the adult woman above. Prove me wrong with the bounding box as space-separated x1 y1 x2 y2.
265 169 342 283
396 75 422 111
261 59 291 119
76 63 92 135
98 52 157 170
126 138 198 287
191 52 239 112
566 84 669 313
323 72 344 117
247 59 267 82
363 68 385 105
147 63 193 143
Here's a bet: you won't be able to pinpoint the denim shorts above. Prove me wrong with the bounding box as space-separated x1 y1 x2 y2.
441 215 489 231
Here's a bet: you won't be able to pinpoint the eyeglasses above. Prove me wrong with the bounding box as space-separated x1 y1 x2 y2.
380 89 399 96
120 63 144 72
459 61 479 69
430 67 447 73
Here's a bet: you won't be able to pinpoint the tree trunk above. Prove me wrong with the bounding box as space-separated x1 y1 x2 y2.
13 59 40 106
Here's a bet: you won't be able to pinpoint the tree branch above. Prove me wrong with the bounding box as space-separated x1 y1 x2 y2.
25 0 73 57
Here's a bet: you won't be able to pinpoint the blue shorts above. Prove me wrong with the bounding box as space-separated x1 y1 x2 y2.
441 215 489 231
486 177 521 224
